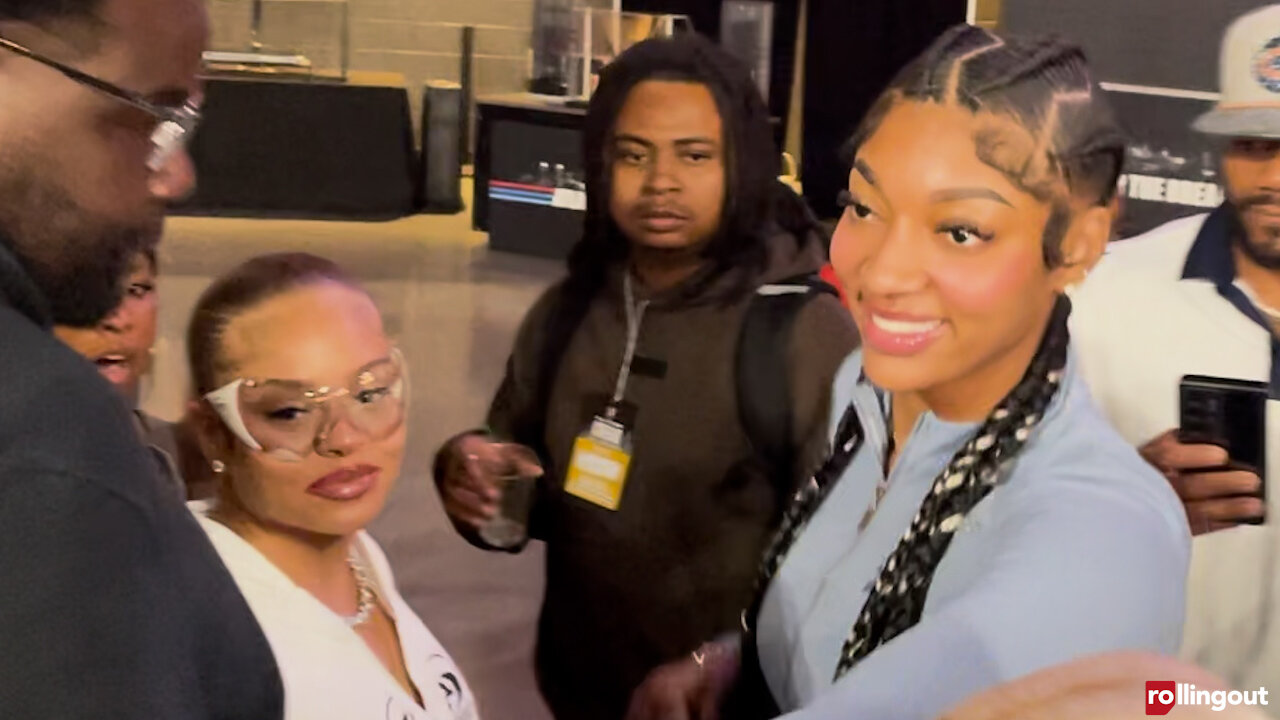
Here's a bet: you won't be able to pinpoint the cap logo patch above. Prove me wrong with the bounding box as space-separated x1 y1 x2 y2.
1254 36 1280 93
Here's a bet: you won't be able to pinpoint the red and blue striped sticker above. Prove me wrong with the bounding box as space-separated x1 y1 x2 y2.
489 180 586 211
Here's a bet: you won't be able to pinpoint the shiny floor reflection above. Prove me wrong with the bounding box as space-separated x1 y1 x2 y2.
146 209 559 720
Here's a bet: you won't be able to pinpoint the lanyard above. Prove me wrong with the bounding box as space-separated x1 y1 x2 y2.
612 273 651 406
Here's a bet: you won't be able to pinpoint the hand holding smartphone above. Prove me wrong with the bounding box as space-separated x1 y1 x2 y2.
1176 375 1268 526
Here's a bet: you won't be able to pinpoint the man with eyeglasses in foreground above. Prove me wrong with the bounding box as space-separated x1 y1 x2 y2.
0 0 282 717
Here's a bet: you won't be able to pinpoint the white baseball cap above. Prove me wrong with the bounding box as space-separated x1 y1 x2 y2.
1194 4 1280 139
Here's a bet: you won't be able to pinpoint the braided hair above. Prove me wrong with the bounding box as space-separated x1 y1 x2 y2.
742 23 1126 687
850 24 1125 263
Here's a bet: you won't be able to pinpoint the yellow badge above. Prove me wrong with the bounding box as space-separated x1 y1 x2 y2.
564 419 632 510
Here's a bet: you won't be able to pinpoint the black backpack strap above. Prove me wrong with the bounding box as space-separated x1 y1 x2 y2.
735 272 838 488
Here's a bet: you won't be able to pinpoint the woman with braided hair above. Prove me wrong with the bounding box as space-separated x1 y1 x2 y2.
626 24 1190 720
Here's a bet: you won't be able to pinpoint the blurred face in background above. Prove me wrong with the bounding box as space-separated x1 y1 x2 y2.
1222 137 1280 268
608 80 726 256
55 250 158 405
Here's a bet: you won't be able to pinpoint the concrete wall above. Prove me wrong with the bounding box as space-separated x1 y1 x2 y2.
206 0 537 99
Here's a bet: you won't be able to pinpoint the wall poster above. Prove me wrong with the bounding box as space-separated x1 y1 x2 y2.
981 0 1267 237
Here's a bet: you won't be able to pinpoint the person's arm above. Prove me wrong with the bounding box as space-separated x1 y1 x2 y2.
785 295 859 488
484 284 563 445
432 430 503 550
433 286 560 549
938 651 1257 720
0 469 183 717
777 475 1189 720
625 636 743 720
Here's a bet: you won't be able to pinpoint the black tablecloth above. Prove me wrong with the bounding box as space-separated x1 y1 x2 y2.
175 74 417 219
474 97 587 259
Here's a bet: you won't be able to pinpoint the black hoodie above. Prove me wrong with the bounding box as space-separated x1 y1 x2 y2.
0 240 283 718
476 223 857 720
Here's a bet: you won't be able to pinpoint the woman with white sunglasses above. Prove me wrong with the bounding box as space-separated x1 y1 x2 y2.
185 252 478 720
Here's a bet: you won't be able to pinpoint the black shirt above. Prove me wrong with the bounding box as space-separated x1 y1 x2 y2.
0 240 283 718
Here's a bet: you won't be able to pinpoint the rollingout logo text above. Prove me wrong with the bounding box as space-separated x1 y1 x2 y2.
1146 681 1270 714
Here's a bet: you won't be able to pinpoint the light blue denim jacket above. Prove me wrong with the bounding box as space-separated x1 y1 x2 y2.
756 350 1191 720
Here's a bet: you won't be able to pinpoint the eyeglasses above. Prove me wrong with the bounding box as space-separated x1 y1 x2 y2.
204 350 409 462
0 35 201 172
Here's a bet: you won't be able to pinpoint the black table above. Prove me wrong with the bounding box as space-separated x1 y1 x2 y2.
474 95 588 259
175 71 418 219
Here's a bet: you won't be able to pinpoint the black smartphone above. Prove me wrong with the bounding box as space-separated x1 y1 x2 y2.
1178 375 1268 524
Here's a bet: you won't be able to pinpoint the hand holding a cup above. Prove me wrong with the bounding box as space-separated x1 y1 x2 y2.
439 435 543 547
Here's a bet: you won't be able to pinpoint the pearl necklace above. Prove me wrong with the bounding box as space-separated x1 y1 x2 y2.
343 553 377 628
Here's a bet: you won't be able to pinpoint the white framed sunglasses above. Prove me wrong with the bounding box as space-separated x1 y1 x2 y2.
204 348 409 462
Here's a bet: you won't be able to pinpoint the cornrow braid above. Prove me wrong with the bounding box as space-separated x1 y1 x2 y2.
834 295 1071 677
739 297 1072 681
964 39 1085 98
736 23 1117 698
850 24 1125 267
748 404 865 610
915 23 996 98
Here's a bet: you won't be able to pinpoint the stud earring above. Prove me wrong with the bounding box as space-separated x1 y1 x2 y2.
210 459 226 474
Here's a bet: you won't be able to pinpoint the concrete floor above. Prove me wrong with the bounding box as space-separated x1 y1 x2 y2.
146 198 559 720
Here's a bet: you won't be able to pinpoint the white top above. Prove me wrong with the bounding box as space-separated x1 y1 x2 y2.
1070 210 1280 700
189 501 480 720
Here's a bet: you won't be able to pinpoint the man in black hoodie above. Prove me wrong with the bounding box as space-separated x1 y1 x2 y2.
0 0 282 716
436 35 858 720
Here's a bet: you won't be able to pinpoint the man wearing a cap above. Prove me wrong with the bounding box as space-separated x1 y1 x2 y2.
1071 3 1280 698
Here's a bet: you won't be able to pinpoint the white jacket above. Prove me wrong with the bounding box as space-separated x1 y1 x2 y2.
1071 209 1279 701
190 502 480 720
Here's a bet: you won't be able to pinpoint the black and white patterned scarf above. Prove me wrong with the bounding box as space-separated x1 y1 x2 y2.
742 296 1071 682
